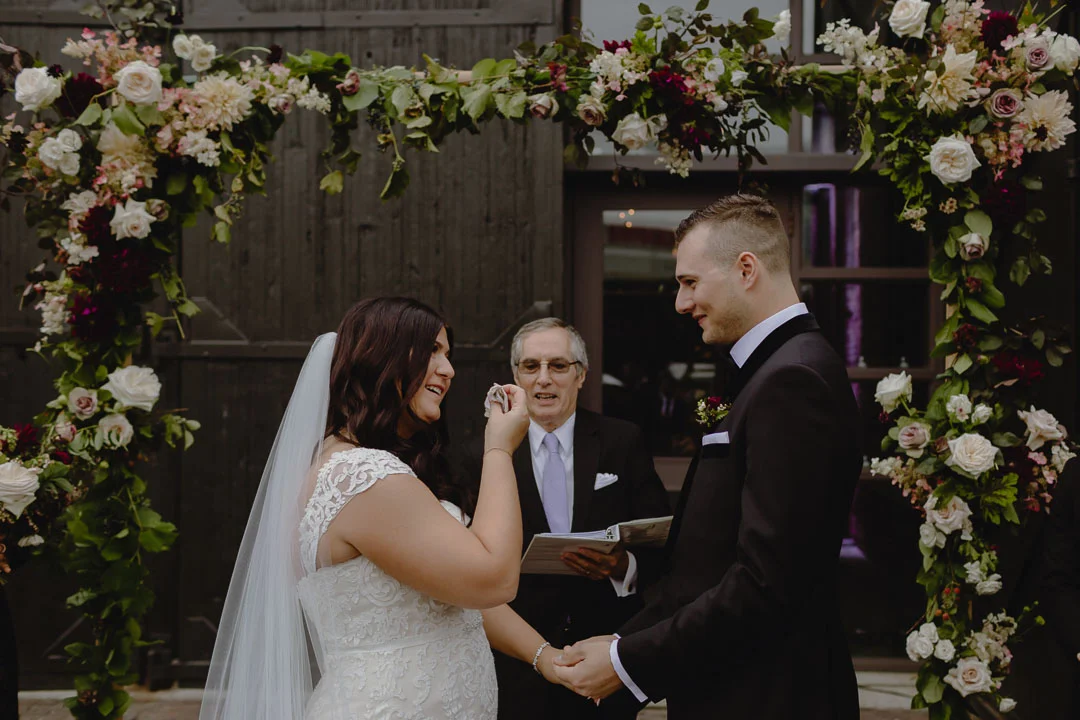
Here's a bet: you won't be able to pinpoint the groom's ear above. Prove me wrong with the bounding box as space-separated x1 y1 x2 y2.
737 251 760 286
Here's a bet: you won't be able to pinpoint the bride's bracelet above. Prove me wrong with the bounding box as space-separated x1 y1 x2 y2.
531 641 551 675
483 447 513 459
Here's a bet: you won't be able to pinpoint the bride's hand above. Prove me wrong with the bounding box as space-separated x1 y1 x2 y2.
484 384 529 454
536 645 573 687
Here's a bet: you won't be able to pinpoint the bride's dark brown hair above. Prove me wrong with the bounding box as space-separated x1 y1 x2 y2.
326 297 469 511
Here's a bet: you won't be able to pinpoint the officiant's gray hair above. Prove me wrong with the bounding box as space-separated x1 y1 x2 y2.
675 193 790 274
510 318 589 375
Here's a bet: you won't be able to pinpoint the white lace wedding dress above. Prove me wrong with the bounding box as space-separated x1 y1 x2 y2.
297 447 498 719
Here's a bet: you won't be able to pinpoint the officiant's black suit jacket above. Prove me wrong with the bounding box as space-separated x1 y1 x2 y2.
607 313 862 720
460 408 670 720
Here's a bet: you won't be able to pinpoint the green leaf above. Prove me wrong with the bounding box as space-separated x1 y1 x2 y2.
1046 346 1063 367
929 3 946 31
461 84 493 121
319 170 344 195
166 173 188 195
67 589 97 608
1020 175 1043 191
493 58 517 77
134 104 165 127
638 3 653 14
918 670 946 704
1010 257 1031 286
111 103 145 135
964 210 993 238
494 91 527 119
981 283 1005 310
343 79 380 112
952 354 973 375
74 103 103 126
1031 329 1046 349
470 58 497 81
965 297 998 324
853 125 875 172
992 432 1023 447
390 85 415 117
380 159 410 200
695 0 708 10
213 221 231 244
969 114 989 134
977 334 1003 351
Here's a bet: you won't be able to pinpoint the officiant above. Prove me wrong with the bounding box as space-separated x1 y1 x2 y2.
459 318 670 719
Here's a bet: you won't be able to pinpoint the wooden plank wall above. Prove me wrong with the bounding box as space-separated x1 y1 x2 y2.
0 0 563 686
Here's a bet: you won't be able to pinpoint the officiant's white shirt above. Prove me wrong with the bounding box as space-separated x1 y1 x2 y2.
609 301 809 702
528 413 638 597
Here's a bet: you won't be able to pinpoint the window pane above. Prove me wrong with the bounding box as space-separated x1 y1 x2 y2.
601 209 712 457
802 281 931 368
802 184 928 268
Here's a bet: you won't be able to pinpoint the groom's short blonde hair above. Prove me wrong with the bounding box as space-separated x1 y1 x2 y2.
675 194 790 274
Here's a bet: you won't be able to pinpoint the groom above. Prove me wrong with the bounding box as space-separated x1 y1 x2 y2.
553 194 862 719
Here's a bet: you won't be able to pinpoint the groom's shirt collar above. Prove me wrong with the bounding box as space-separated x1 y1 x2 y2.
729 302 809 368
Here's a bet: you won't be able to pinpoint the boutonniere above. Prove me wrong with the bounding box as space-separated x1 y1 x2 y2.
696 396 732 427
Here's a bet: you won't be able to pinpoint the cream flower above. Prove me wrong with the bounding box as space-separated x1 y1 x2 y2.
189 73 255 131
945 657 994 697
110 198 156 240
1016 90 1076 152
113 61 163 105
889 0 930 39
946 434 997 476
1017 406 1064 450
918 45 978 114
947 394 973 421
99 414 134 449
14 67 62 112
0 461 42 518
926 493 974 535
875 372 912 413
103 366 161 412
925 135 980 185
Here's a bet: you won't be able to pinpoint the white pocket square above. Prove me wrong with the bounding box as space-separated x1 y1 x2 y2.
594 472 619 490
702 431 730 446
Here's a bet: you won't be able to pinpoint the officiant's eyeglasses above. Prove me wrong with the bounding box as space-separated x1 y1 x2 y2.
516 359 581 376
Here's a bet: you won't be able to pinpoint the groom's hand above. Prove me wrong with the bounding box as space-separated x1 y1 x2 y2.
560 546 629 580
552 636 623 701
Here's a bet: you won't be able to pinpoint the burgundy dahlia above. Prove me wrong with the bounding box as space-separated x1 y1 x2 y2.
981 11 1019 55
993 352 1044 386
649 67 692 104
57 72 105 118
13 423 38 457
68 293 118 343
79 205 113 248
678 123 712 148
51 450 73 465
603 40 632 52
96 246 155 295
953 323 979 352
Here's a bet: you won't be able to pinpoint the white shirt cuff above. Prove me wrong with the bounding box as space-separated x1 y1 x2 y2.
609 551 638 597
609 637 648 703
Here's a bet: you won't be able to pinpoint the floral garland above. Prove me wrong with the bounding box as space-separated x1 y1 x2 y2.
822 1 1078 716
0 0 1075 717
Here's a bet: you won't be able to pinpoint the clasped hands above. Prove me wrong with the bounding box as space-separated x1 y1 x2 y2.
541 635 624 704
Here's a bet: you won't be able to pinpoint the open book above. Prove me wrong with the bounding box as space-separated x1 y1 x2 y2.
519 516 673 575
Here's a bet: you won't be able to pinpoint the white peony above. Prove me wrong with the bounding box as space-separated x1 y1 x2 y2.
38 137 69 171
110 198 156 240
959 233 988 261
14 67 63 112
934 639 956 662
976 574 1003 596
919 521 946 549
1017 406 1064 450
926 493 974 535
114 61 163 105
1015 90 1076 152
944 657 994 697
947 394 973 421
68 388 99 419
772 10 792 46
103 366 161 412
972 404 993 425
703 57 725 83
99 414 134 449
906 627 935 661
999 698 1017 713
918 45 978 114
875 371 912 413
190 40 218 73
730 70 748 87
612 113 653 150
172 35 194 59
1049 33 1080 73
1052 443 1076 473
0 461 42 518
97 122 148 166
899 423 931 458
889 0 930 39
925 135 981 185
946 434 997 476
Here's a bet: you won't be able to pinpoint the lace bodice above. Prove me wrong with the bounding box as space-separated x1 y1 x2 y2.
296 447 496 719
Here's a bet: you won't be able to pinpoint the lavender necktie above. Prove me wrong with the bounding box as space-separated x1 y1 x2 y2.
542 433 570 534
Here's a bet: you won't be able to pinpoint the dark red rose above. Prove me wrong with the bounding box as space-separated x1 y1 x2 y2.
79 205 113 248
96 246 155 295
705 396 727 408
965 277 983 294
677 123 712 148
57 72 105 118
602 40 632 52
51 450 73 465
981 11 1019 55
992 351 1044 386
68 293 117 343
13 423 38 457
649 66 692 104
953 323 979 352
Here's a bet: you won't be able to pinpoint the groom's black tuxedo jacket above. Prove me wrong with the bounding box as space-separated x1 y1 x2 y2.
460 408 670 720
608 313 862 720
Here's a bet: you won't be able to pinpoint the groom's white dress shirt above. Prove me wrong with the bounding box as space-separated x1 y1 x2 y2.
609 302 809 702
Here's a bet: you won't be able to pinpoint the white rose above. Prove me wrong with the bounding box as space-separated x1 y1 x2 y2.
14 67 63 112
899 422 931 458
999 698 1017 713
57 129 83 152
964 560 985 585
113 61 163 105
889 0 930 39
1052 443 1076 473
703 57 726 83
925 135 981 185
919 521 946 549
1050 33 1080 73
0 461 42 518
190 42 218 73
172 35 194 60
906 629 935 661
972 404 992 425
959 233 988 261
99 413 134 449
103 365 161 412
934 639 956 662
926 493 974 534
58 151 81 176
110 198 156 240
944 657 994 697
947 394 973 421
612 113 653 150
68 388 99 419
527 93 558 120
17 534 44 548
918 622 939 643
37 138 69 171
55 413 77 443
875 371 912 413
773 10 792 46
576 95 606 126
1017 406 1064 450
946 434 997 476
976 574 1003 596
730 70 748 87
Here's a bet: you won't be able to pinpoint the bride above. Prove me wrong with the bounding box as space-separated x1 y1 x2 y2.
199 297 567 719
